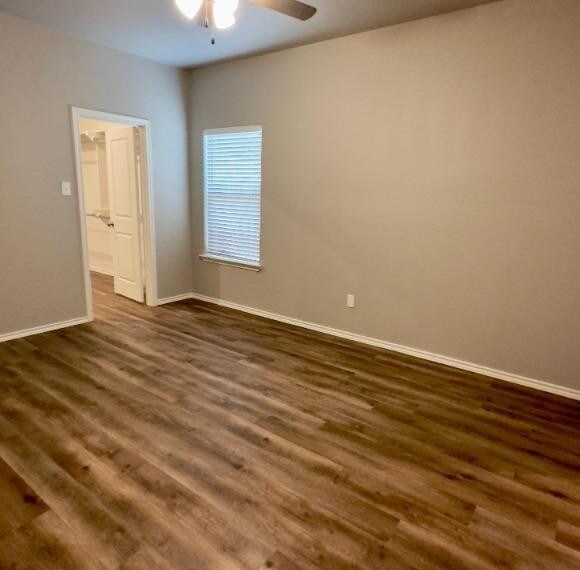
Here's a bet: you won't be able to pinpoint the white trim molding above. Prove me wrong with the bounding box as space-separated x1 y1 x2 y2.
199 254 262 272
89 266 115 277
0 317 90 344
156 293 196 306
189 292 580 402
70 106 159 314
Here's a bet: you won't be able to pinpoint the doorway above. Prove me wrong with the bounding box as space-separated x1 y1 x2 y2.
71 108 157 321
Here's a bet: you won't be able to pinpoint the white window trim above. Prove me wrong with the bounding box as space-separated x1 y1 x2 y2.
202 125 263 270
199 254 262 272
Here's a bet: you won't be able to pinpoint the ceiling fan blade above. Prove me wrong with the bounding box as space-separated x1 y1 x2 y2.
250 0 317 21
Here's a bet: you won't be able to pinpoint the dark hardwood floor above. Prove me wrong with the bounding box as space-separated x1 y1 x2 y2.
1 273 580 569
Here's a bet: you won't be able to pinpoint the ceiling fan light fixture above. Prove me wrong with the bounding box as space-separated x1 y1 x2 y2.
175 0 203 19
213 5 236 29
212 0 237 30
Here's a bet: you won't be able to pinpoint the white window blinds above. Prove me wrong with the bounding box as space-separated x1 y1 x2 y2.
203 126 263 267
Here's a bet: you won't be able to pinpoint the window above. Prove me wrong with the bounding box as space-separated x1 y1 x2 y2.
202 126 263 269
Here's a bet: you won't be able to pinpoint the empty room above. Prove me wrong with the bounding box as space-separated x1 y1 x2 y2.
0 0 579 568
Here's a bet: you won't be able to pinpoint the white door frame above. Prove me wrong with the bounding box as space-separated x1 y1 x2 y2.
71 107 158 320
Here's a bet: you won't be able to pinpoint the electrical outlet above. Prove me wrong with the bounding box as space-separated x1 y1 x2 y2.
346 294 355 308
61 181 72 196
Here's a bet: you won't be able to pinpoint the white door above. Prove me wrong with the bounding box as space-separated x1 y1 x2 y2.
106 127 144 303
82 141 114 275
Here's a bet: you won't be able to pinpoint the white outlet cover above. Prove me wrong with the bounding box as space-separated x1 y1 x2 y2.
347 294 356 308
61 181 72 196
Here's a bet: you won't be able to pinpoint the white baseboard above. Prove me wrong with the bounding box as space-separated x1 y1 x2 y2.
156 292 197 306
4 293 576 403
0 316 91 344
189 292 580 402
89 266 114 276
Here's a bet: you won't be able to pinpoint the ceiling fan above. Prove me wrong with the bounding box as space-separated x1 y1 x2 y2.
175 0 317 32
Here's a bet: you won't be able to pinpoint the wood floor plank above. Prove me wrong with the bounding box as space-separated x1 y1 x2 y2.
12 357 384 568
0 455 48 539
0 272 579 569
0 395 244 569
556 520 580 553
0 511 111 570
470 507 580 569
0 432 140 567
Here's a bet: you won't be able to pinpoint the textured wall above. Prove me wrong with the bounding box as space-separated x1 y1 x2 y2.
0 12 192 335
190 0 580 390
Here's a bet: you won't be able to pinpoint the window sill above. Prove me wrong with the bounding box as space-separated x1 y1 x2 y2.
199 254 262 272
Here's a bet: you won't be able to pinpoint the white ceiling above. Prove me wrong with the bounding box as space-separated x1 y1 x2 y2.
0 0 500 68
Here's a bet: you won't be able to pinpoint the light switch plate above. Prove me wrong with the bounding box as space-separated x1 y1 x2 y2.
61 181 72 196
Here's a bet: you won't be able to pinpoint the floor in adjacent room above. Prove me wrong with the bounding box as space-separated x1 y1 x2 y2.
0 273 579 569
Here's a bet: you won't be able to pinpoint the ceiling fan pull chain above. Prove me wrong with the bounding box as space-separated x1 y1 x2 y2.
201 0 216 45
203 0 210 27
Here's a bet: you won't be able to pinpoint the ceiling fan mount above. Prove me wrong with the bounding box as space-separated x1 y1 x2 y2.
175 0 317 37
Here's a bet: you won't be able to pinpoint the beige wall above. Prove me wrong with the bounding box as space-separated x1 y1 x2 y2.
190 0 580 391
0 12 192 336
